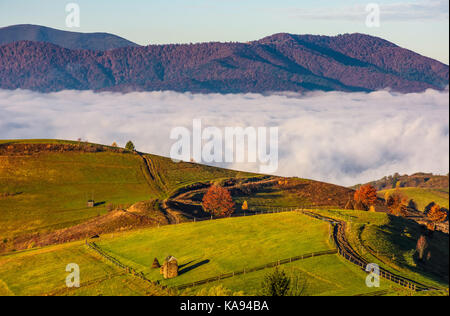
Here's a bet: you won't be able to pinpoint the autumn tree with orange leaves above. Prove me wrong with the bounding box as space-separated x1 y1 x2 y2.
202 185 235 218
386 189 408 217
416 235 428 261
428 204 447 224
354 185 378 211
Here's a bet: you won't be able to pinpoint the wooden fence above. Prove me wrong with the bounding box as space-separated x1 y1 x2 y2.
85 240 162 287
298 211 430 292
87 208 435 293
183 206 312 224
176 249 337 290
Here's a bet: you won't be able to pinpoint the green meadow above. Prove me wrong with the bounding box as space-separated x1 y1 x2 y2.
0 210 441 296
0 140 447 296
0 140 245 240
96 212 331 287
189 254 397 296
0 151 153 239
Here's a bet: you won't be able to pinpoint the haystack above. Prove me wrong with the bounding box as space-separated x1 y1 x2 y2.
152 257 161 269
160 256 179 279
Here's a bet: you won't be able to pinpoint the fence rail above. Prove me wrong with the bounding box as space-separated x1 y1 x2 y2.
85 240 162 287
176 249 337 290
182 206 313 224
87 207 436 293
298 210 433 292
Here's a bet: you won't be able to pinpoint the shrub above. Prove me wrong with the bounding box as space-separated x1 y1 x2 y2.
261 268 290 296
242 200 248 211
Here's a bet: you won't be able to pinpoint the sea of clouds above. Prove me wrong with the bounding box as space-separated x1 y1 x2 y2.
0 88 448 186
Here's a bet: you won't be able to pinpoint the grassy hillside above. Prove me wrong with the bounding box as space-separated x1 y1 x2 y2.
189 255 395 296
0 212 403 296
1 139 446 296
0 241 169 296
355 173 449 191
0 140 245 242
311 209 449 288
0 139 360 252
96 212 331 287
378 187 449 211
1 208 444 296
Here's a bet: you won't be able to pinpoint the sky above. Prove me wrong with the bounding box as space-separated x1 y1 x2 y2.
1 89 448 186
0 0 448 64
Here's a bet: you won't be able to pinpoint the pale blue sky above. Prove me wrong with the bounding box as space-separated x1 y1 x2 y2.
0 0 448 63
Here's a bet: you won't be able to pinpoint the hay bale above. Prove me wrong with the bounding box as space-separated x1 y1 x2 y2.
152 257 161 269
160 256 178 279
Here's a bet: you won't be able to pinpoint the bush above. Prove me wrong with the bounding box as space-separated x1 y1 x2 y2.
260 268 290 296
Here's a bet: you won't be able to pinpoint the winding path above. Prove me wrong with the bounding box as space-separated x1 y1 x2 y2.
299 210 439 292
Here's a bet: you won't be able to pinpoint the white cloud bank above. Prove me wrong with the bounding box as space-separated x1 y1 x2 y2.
0 88 448 186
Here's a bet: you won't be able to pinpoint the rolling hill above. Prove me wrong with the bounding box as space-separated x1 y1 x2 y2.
378 188 449 212
357 173 449 191
0 31 447 93
0 139 356 253
355 173 449 212
1 211 447 296
0 24 139 51
0 139 448 296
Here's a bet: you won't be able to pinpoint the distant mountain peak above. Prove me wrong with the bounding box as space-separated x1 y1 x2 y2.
0 24 139 51
0 27 448 93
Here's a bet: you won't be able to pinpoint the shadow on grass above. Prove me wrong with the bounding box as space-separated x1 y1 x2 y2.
178 260 195 269
179 259 210 275
373 214 449 285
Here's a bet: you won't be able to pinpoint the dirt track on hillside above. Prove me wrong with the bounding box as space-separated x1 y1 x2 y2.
159 177 280 223
300 210 438 292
